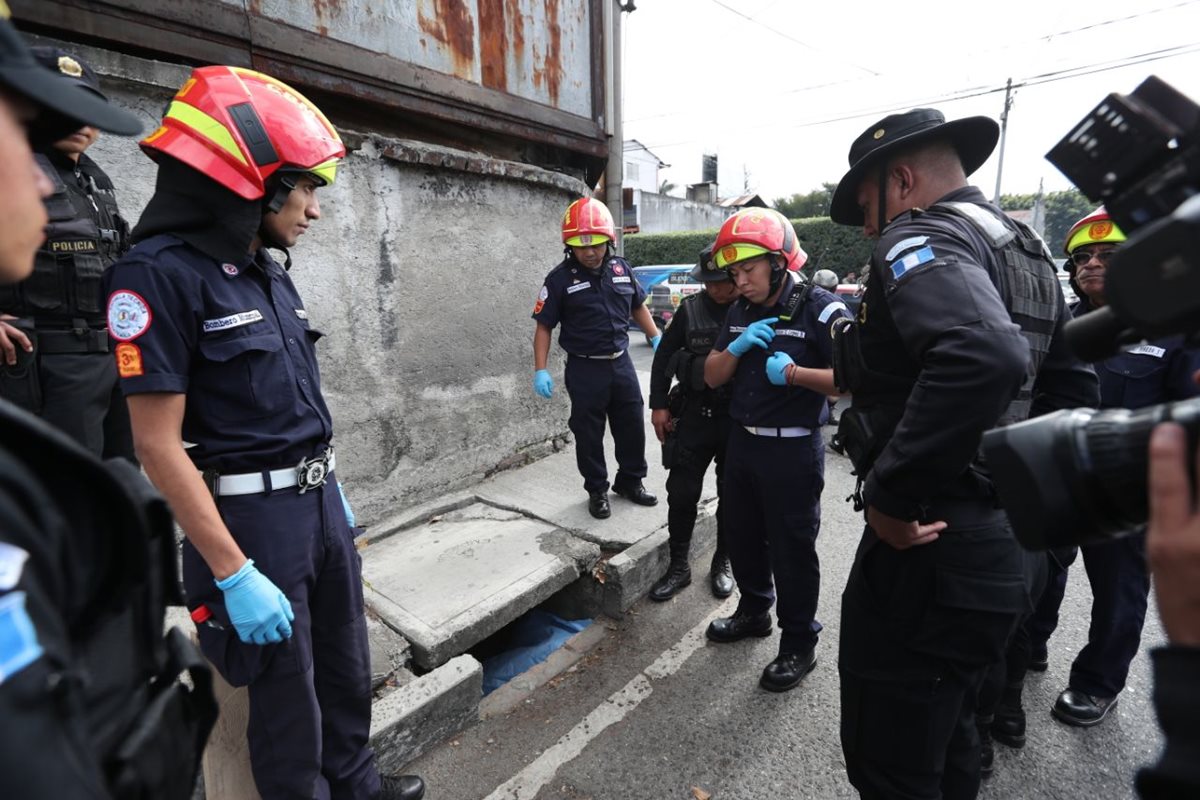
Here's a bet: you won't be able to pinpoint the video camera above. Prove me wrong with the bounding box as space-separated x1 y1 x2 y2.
982 76 1200 551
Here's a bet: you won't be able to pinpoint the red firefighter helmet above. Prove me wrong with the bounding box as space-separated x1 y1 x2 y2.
712 208 807 272
561 197 615 247
1063 206 1127 256
140 66 345 200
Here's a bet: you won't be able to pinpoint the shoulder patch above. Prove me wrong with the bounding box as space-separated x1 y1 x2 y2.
818 300 848 324
0 591 43 685
885 235 930 262
115 342 144 378
107 290 153 341
889 246 936 280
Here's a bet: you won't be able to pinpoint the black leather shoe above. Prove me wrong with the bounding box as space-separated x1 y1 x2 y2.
1027 646 1048 672
649 562 691 602
759 649 817 693
378 774 425 800
588 492 611 519
992 704 1026 748
706 611 772 643
1052 689 1118 727
709 553 734 599
613 482 658 506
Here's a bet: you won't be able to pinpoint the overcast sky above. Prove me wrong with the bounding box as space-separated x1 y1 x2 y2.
621 0 1200 203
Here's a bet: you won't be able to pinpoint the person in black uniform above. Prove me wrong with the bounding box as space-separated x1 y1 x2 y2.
104 67 423 800
0 14 217 799
703 208 850 693
0 47 134 460
1021 208 1200 729
532 196 662 519
647 246 738 601
828 108 1098 800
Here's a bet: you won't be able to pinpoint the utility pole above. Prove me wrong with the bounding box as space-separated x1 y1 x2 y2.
993 78 1014 204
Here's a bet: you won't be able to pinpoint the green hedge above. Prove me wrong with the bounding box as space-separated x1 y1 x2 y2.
623 216 874 280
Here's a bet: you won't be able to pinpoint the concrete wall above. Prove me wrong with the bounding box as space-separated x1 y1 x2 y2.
43 38 586 525
636 191 731 235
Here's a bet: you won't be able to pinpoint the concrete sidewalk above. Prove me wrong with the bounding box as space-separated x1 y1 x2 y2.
357 353 721 770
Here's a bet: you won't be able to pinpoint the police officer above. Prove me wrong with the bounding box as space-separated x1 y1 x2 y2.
0 12 218 799
1022 208 1200 729
703 208 849 693
104 67 423 800
812 268 839 291
828 108 1098 799
532 197 662 519
0 47 134 460
647 245 738 601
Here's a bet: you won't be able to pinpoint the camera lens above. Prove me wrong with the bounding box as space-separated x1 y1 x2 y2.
982 397 1200 550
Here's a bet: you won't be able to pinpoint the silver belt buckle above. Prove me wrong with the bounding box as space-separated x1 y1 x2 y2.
296 449 333 494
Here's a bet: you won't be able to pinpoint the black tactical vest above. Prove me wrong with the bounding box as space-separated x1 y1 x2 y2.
934 201 1060 426
682 292 723 356
0 153 128 325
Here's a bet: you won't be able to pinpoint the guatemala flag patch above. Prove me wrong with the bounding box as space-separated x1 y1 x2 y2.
889 246 936 280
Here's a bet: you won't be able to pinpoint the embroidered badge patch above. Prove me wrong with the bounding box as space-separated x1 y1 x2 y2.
533 285 548 314
885 236 930 262
222 263 239 276
613 264 625 275
889 246 936 280
115 342 144 378
0 591 43 685
107 290 152 341
202 310 264 333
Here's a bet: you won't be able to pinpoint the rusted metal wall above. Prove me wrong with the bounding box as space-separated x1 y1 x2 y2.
10 0 607 170
228 0 593 119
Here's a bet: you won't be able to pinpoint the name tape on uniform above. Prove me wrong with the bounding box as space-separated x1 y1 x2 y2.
567 283 592 295
1125 344 1166 358
203 310 264 333
612 276 631 284
775 328 806 339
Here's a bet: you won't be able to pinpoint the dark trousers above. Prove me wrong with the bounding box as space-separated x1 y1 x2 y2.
665 405 730 557
840 514 1028 800
564 353 647 494
0 349 136 461
183 475 380 800
723 425 823 654
1026 533 1150 697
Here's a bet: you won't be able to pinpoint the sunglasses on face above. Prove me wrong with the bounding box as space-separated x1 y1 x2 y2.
1070 249 1118 268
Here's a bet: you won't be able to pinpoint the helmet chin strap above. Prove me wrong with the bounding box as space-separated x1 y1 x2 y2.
258 174 297 268
767 253 785 294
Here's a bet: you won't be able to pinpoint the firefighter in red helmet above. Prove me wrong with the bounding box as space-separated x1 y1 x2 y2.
105 66 424 800
702 207 849 693
532 196 662 519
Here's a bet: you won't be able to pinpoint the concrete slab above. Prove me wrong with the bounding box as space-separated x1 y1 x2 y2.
366 611 412 691
370 654 483 773
361 501 601 669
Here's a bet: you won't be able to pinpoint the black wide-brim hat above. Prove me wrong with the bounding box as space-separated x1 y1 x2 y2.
0 17 141 140
830 108 999 226
690 244 728 282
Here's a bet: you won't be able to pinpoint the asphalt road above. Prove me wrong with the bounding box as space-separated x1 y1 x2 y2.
407 340 1166 800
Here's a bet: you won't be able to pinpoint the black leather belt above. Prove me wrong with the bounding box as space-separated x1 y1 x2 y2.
36 327 109 354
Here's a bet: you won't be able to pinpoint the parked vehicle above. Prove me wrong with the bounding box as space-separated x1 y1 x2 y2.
632 264 700 338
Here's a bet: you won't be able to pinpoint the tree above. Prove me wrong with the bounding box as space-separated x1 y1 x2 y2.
658 179 677 195
773 182 837 219
1042 188 1093 252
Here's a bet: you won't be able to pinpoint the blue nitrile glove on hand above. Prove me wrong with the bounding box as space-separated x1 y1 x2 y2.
215 559 294 645
533 369 554 398
338 482 356 528
650 334 662 351
766 351 794 386
728 317 778 358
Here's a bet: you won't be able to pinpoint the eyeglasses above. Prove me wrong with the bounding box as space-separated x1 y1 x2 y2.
1069 249 1118 268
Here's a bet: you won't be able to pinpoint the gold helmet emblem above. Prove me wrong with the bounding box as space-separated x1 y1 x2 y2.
872 128 886 140
57 55 83 78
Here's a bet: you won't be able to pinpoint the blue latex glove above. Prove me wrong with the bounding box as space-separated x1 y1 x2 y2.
650 334 662 351
766 351 794 386
728 317 779 358
533 369 554 398
338 482 356 528
215 560 294 645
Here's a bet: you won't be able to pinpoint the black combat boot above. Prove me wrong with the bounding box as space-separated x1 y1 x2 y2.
991 682 1027 748
709 550 733 598
650 542 691 601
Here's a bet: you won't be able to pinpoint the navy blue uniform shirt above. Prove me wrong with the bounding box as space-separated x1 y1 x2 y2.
532 253 646 355
104 234 333 472
1073 298 1200 409
714 275 848 428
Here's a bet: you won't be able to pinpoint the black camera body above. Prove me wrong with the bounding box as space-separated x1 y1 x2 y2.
982 76 1200 550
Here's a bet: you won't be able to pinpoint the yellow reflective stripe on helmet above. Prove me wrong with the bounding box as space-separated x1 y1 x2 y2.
308 158 338 187
713 243 770 269
1066 219 1125 254
0 2 11 19
565 233 611 247
164 100 248 165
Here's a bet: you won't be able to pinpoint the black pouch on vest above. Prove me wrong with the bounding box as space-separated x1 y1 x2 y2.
0 326 41 413
831 316 863 394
